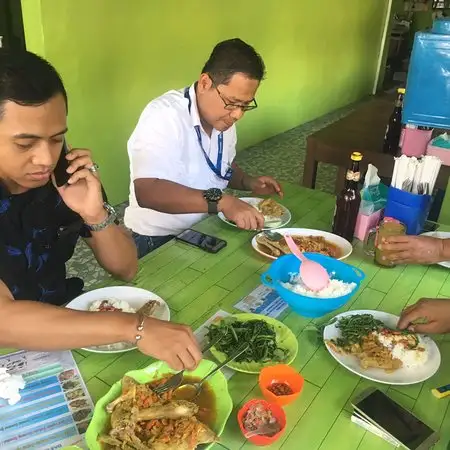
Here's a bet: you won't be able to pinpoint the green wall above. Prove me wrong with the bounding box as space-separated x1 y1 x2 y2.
21 0 389 205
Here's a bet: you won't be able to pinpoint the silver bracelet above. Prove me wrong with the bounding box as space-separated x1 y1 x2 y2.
134 314 145 344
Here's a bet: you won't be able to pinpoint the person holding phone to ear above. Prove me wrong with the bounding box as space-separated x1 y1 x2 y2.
0 50 202 371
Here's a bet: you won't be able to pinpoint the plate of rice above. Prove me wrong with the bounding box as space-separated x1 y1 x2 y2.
66 286 170 353
323 310 441 385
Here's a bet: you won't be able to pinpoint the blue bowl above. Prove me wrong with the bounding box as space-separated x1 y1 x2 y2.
261 254 365 318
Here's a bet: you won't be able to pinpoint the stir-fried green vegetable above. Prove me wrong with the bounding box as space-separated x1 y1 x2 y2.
206 318 287 363
334 314 385 347
333 314 418 348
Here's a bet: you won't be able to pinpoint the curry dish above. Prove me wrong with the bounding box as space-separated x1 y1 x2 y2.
99 375 218 450
256 234 341 258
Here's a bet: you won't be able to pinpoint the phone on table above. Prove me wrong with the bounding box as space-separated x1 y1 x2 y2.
54 140 70 187
351 411 401 447
176 229 227 253
352 388 439 450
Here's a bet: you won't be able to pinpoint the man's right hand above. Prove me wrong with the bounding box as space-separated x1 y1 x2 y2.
138 317 202 371
219 195 265 230
397 298 450 334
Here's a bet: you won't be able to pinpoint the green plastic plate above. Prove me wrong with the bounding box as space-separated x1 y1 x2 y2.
209 313 299 374
85 359 233 450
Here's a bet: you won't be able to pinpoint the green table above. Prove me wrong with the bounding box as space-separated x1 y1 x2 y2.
20 184 450 448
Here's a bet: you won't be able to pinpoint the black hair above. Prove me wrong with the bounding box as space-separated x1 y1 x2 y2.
201 38 266 85
0 50 67 119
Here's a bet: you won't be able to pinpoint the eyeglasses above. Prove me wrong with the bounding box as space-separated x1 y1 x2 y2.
210 77 258 112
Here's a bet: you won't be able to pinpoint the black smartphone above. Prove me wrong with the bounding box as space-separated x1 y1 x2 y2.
176 229 227 253
54 140 70 187
352 388 439 449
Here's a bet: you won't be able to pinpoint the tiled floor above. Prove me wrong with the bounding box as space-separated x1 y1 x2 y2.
67 103 357 288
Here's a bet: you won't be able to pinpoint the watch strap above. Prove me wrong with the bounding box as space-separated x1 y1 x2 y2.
85 203 117 232
207 201 218 214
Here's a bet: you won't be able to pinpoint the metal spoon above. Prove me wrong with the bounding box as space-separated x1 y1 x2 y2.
173 344 249 401
263 230 283 241
152 337 223 396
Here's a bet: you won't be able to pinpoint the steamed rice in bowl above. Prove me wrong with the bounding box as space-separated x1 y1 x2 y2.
281 273 356 298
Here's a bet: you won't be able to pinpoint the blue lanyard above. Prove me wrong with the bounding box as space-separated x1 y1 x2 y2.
184 87 233 181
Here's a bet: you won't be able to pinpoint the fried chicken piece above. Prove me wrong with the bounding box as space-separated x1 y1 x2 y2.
137 400 199 421
107 376 138 413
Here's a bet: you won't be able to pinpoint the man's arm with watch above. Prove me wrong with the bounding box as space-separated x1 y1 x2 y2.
82 202 138 282
134 178 264 229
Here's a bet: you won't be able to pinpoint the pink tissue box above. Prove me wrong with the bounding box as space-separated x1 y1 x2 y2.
354 209 383 242
426 144 450 166
401 127 433 158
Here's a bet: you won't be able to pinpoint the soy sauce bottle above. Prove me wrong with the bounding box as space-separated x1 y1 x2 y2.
383 88 405 156
332 152 362 242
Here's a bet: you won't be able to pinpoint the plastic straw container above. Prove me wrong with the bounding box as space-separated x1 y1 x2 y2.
384 186 432 235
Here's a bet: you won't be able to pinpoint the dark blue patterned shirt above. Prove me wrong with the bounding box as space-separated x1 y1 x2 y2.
0 181 89 305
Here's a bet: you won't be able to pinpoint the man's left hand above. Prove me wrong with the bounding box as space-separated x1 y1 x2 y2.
249 176 283 198
54 148 106 224
380 235 445 265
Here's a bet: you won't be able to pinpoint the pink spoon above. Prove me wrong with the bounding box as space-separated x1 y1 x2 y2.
284 235 330 291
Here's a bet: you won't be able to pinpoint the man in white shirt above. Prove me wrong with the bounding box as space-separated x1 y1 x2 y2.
125 38 282 257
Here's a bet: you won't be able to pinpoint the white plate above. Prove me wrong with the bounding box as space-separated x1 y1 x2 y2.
218 197 291 230
323 309 441 385
251 227 353 260
66 286 170 354
421 231 450 269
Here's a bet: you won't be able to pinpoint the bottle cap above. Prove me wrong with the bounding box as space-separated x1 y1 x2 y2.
351 152 363 162
398 88 406 95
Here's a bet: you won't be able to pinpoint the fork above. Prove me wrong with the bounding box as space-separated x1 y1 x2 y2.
152 338 221 396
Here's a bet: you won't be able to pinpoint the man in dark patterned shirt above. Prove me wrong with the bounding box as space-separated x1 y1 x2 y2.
0 51 201 371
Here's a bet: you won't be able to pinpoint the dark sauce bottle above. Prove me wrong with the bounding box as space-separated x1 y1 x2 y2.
332 152 363 242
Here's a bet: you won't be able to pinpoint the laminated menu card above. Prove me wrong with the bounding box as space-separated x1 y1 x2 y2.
0 350 93 450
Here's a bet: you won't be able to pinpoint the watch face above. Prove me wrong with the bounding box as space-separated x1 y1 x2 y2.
206 188 222 202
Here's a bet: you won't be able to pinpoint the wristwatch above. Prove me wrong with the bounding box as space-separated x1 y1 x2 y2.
84 202 117 232
203 188 223 214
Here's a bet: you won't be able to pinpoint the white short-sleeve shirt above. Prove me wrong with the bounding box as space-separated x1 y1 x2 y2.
124 83 237 236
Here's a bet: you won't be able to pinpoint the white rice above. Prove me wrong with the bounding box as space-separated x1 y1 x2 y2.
88 299 136 313
376 333 428 368
281 273 356 298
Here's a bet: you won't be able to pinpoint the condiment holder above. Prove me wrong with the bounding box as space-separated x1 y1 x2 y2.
237 399 286 446
259 364 304 407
